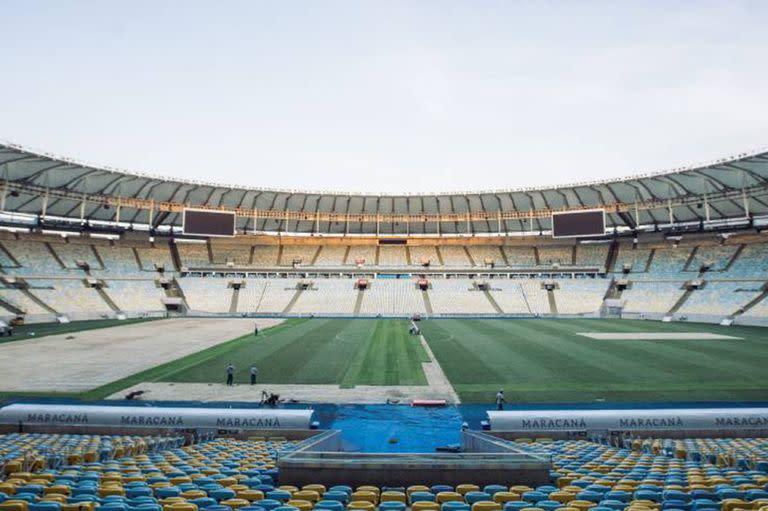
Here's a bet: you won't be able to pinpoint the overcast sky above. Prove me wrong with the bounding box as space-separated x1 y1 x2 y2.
2 1 767 194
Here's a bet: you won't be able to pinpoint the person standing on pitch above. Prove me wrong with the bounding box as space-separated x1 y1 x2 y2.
250 364 258 385
226 363 235 386
254 324 259 336
495 389 506 411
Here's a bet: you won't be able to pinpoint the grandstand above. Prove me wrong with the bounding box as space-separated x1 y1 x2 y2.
2 229 768 323
0 137 768 324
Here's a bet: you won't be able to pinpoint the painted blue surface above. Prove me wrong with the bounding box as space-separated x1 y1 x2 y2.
315 404 463 453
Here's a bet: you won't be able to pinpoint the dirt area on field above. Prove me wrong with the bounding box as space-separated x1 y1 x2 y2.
0 318 282 392
109 335 461 404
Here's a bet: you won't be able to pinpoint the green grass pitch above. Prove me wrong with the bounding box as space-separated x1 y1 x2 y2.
155 317 768 404
420 318 768 403
160 318 430 386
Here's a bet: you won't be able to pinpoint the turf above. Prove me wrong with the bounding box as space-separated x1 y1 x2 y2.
162 318 428 386
0 317 159 345
419 318 768 403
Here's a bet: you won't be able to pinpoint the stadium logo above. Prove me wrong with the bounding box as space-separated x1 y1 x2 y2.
26 413 88 424
618 417 683 428
715 416 768 427
120 415 184 426
216 417 281 428
520 418 587 429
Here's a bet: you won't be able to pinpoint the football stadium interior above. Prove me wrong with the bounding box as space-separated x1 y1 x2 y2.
0 142 766 506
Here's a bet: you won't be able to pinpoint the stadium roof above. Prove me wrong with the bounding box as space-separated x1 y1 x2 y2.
1 141 768 235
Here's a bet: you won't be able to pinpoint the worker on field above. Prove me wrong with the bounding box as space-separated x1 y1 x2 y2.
495 389 506 411
254 324 259 336
226 363 235 386
250 364 258 385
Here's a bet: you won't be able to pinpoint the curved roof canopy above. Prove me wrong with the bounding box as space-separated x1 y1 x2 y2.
1 142 768 235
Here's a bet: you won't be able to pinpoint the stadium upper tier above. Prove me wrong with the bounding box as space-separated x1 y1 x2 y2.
1 143 768 235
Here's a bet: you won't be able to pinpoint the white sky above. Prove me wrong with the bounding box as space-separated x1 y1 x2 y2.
2 1 767 194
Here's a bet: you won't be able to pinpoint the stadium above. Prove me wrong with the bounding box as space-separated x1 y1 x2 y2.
1 2 767 509
0 139 766 489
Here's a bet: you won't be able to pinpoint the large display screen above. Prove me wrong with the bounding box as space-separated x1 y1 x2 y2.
182 209 236 237
551 209 605 238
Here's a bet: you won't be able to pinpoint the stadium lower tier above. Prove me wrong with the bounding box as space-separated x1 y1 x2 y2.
0 275 766 325
0 433 767 511
1 231 768 324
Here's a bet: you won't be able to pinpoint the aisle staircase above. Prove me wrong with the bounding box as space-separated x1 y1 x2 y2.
353 289 365 315
483 289 503 314
547 288 558 315
421 289 433 315
282 287 304 314
95 286 121 313
229 286 240 314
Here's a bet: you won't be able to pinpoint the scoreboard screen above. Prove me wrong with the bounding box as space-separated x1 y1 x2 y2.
551 209 605 238
182 209 236 237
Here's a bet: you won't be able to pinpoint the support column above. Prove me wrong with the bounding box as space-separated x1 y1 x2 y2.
41 188 50 218
704 194 710 222
667 198 673 225
743 188 749 218
0 165 8 212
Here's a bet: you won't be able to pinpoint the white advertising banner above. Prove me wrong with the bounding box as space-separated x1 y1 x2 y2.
0 404 313 430
489 407 768 432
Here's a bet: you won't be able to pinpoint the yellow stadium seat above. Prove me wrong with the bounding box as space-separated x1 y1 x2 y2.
99 487 126 497
436 492 464 503
357 486 381 498
493 492 520 504
294 490 321 503
237 490 264 502
163 504 198 511
722 500 749 511
380 492 407 503
218 477 238 487
0 501 28 511
472 503 502 511
287 501 313 511
302 484 326 495
568 500 597 511
219 499 250 510
347 503 376 511
351 491 378 504
550 492 575 504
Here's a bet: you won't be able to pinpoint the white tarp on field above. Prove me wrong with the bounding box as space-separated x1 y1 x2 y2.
577 332 742 340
